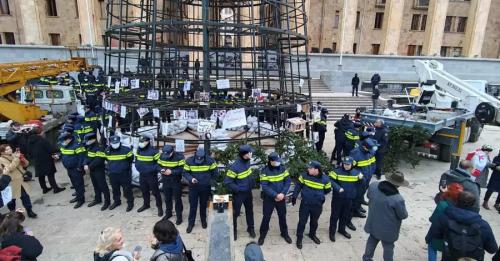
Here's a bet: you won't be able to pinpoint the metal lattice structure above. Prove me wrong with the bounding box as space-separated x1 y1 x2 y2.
103 0 312 147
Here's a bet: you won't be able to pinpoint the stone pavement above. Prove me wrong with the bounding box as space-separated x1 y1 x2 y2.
11 124 500 261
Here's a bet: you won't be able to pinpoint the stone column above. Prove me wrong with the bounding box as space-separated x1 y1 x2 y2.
18 0 45 45
338 0 358 54
77 0 103 46
380 0 405 55
463 0 491 58
422 0 449 56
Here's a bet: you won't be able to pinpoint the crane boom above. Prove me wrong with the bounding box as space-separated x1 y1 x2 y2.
414 60 500 125
0 58 86 123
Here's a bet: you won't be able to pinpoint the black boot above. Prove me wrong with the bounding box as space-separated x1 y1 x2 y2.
101 201 110 211
175 217 182 225
202 219 208 229
137 205 150 213
74 201 84 209
87 200 101 208
308 234 321 244
186 224 194 233
42 187 52 194
258 236 265 245
69 198 78 204
329 232 336 242
157 208 164 217
347 222 356 231
339 231 351 239
126 204 134 212
109 201 121 210
53 187 65 194
248 228 256 238
282 234 292 244
233 229 238 241
296 237 303 249
27 209 38 218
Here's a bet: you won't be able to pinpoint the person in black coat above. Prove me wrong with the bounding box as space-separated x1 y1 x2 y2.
27 129 65 194
351 74 360 97
370 73 381 89
0 212 43 261
483 149 500 211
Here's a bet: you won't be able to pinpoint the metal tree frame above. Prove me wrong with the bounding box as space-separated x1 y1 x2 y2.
103 0 312 148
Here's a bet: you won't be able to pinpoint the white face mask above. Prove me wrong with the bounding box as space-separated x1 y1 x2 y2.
246 152 253 159
138 142 148 149
271 161 281 167
85 140 95 146
111 143 120 149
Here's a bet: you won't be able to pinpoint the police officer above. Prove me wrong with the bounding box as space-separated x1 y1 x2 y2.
135 135 163 216
75 115 94 142
292 161 332 249
183 148 218 233
56 132 86 208
328 157 362 242
331 114 354 164
105 136 134 212
224 145 256 240
258 152 292 245
343 123 361 156
314 107 328 152
157 145 185 224
373 119 389 180
349 138 377 220
83 133 111 211
84 105 100 132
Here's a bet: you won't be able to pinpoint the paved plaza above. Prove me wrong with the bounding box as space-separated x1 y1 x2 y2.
12 124 500 261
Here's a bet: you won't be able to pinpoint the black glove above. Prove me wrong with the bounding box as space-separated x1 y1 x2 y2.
291 197 297 206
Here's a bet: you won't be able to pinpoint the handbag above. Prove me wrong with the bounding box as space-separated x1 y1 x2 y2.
183 244 195 261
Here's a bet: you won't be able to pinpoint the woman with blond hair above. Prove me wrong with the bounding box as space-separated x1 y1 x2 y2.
94 227 139 261
0 144 37 218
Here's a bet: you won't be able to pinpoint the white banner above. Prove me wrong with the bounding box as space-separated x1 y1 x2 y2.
131 79 140 89
197 119 216 133
152 108 160 118
147 90 159 100
175 139 185 152
120 106 127 118
183 81 191 92
216 79 230 89
223 108 247 130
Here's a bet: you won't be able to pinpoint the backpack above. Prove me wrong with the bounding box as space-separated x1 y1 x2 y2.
444 219 484 260
94 251 120 261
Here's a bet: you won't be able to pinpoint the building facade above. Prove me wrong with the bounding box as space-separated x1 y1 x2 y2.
0 0 499 58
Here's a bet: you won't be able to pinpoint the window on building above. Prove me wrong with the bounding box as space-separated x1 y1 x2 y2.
411 14 421 30
332 42 337 53
416 45 423 56
74 0 79 17
444 16 453 32
421 15 427 30
334 11 340 29
374 12 384 29
440 46 449 57
356 11 361 29
49 33 61 46
0 0 11 15
451 47 462 57
457 17 467 33
4 32 15 44
79 34 82 45
311 47 320 53
353 43 357 54
371 44 380 55
46 0 58 17
407 45 416 56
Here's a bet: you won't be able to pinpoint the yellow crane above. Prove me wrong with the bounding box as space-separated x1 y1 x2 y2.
0 58 86 123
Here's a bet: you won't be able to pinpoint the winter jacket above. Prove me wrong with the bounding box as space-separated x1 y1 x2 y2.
260 165 291 199
134 145 160 174
425 200 453 251
364 181 408 242
105 145 133 175
372 88 380 100
157 152 185 186
293 172 332 206
439 169 480 212
334 118 354 143
27 134 58 176
487 155 500 192
371 74 381 86
373 126 389 152
0 155 30 200
183 156 218 187
84 111 100 130
150 236 187 261
225 158 255 192
350 147 376 182
328 166 361 199
59 139 85 170
1 232 43 261
84 143 106 172
427 205 498 256
352 76 360 86
313 113 327 133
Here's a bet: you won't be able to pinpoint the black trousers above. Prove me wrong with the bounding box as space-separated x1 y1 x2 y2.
484 190 500 204
352 85 359 96
375 151 384 178
163 180 183 219
139 172 162 209
331 139 345 163
188 185 210 226
109 172 134 205
296 202 323 238
316 131 326 152
233 190 255 231
259 196 289 238
67 168 85 202
38 171 60 190
7 186 32 211
330 196 353 234
90 169 110 203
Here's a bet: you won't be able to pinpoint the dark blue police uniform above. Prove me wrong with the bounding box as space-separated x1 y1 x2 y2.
157 145 185 222
83 135 110 209
105 140 134 210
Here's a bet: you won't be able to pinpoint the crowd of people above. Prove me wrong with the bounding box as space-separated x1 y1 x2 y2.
0 73 499 260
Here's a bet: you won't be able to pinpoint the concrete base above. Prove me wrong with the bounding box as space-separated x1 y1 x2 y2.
207 202 233 261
